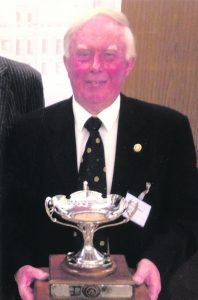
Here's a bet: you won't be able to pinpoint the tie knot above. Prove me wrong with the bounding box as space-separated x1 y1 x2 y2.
84 117 102 132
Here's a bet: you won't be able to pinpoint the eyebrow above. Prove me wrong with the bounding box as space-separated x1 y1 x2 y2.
76 44 89 50
76 44 118 51
106 45 118 51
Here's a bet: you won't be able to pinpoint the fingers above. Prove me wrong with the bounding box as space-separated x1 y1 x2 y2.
18 285 34 300
132 259 161 300
15 265 49 300
27 266 49 280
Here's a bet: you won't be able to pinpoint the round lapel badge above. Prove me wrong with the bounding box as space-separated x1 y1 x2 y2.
133 143 142 152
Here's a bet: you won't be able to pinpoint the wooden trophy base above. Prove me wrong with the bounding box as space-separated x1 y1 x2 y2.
61 254 117 278
34 254 150 300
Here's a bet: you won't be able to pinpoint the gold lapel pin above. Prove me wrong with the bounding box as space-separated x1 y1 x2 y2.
133 143 142 152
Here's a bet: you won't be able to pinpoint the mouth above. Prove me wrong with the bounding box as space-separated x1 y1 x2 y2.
86 80 107 87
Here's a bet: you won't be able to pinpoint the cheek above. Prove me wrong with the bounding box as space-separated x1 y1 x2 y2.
67 59 89 76
105 59 129 76
68 64 88 91
107 63 129 83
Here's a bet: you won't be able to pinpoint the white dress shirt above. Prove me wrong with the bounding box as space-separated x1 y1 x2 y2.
72 96 120 194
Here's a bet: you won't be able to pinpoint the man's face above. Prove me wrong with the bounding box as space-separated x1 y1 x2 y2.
64 15 135 114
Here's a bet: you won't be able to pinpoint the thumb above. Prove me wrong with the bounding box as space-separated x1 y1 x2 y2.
132 270 145 285
132 260 148 285
29 266 49 281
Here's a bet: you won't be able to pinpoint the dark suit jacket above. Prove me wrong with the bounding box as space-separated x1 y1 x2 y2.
0 56 44 139
0 56 44 176
0 56 44 299
2 95 198 299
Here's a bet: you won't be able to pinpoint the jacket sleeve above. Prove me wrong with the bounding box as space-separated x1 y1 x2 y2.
1 120 36 289
143 115 198 282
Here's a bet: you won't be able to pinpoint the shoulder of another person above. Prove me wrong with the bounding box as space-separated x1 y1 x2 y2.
0 57 8 76
1 56 41 80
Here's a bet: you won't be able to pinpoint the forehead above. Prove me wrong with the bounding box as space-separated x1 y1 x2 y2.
71 15 125 49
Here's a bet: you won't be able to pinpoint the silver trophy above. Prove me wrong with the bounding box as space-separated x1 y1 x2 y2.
45 181 139 277
43 182 151 299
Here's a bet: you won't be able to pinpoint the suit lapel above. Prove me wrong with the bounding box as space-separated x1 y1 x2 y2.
111 95 152 196
43 96 154 197
44 99 78 194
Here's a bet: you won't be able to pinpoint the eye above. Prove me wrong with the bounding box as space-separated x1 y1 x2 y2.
76 49 92 61
103 50 117 61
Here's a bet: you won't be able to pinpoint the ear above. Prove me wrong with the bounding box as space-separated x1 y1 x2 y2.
125 57 136 76
63 55 69 72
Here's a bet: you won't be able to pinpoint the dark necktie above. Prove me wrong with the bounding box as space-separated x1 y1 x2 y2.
77 117 107 197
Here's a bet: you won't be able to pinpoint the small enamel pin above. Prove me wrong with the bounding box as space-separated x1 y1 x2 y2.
133 143 142 152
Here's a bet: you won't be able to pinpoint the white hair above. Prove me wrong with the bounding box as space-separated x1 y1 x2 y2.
63 8 136 60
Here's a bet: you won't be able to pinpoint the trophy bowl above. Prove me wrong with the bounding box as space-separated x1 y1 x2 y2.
45 181 138 277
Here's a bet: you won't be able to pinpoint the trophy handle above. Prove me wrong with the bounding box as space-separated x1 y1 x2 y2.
95 217 130 232
96 200 138 232
45 196 79 231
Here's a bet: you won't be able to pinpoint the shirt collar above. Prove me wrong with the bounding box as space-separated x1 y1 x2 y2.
72 95 120 132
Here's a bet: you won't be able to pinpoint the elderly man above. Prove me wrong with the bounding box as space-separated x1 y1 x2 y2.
2 9 198 300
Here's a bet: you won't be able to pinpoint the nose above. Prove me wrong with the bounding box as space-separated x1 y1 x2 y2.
91 54 102 72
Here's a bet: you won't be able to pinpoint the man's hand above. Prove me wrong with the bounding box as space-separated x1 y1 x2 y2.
132 258 161 300
15 265 49 300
